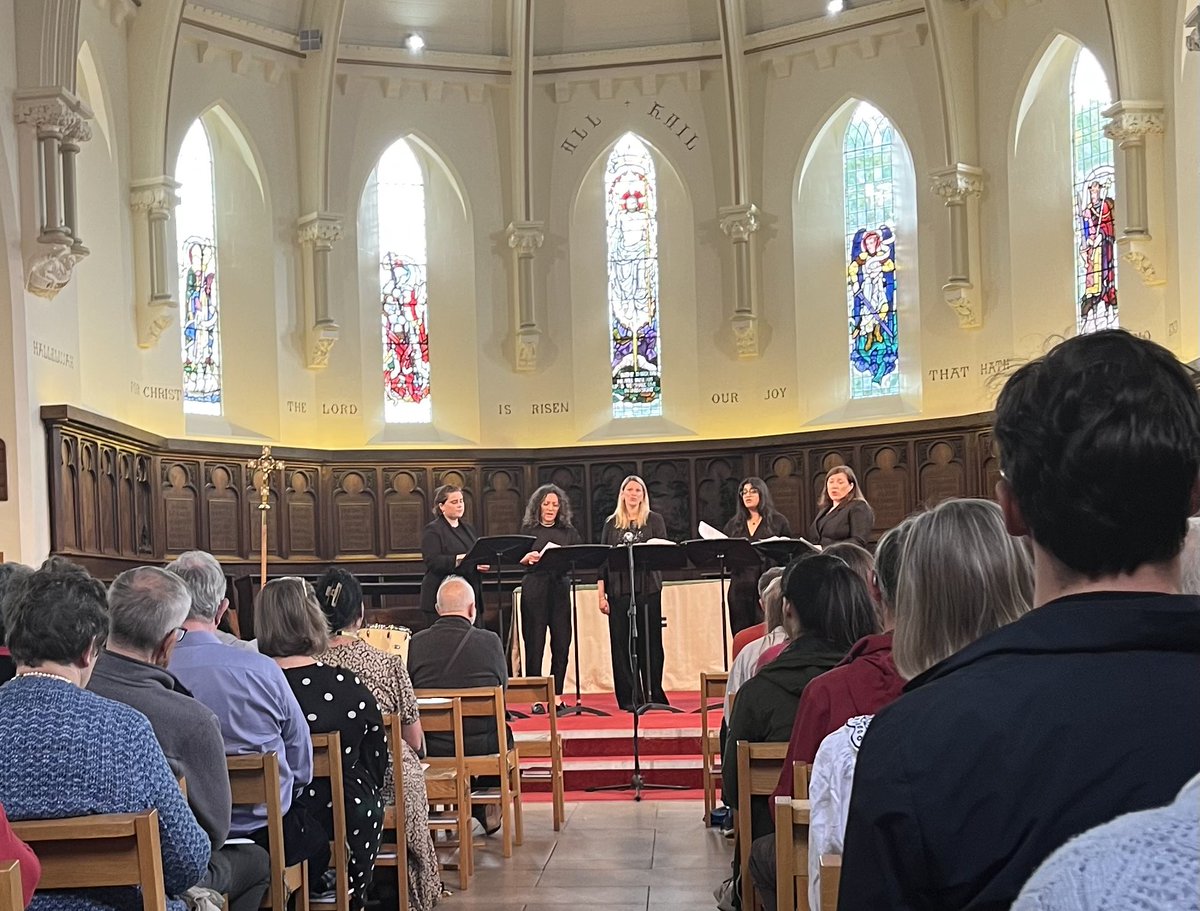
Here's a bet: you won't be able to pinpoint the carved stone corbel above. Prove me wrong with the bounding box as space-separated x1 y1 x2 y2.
129 177 180 346
297 212 344 368
1104 101 1167 287
719 203 761 358
929 164 985 328
507 221 544 372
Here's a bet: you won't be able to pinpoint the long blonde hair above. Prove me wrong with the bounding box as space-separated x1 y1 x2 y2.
609 475 651 531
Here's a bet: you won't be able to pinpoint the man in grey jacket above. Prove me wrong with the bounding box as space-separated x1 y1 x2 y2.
89 566 269 911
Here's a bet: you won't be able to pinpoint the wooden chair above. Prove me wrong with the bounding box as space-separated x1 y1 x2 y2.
415 686 523 858
376 714 411 911
227 752 310 911
735 740 788 911
506 676 566 831
699 672 728 822
774 795 813 911
309 731 350 911
819 855 842 911
413 697 473 889
11 810 166 911
0 861 20 911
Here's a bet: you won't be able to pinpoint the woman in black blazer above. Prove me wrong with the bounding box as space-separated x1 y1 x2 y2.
420 484 488 627
721 476 792 635
809 465 874 547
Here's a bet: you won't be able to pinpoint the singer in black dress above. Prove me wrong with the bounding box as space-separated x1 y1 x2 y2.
420 485 488 628
809 465 874 547
518 484 583 699
597 475 671 711
721 477 792 636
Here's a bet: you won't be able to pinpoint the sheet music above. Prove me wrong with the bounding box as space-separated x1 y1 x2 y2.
540 540 561 554
639 537 676 546
698 521 728 540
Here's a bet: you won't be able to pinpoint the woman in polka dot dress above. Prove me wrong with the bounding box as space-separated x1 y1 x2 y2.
315 568 441 911
256 577 388 910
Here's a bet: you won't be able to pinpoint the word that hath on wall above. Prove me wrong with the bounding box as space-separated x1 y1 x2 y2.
647 103 699 150
560 115 602 154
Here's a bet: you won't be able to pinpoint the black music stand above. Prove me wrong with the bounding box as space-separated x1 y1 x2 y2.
530 544 612 717
752 537 820 567
681 538 761 673
462 535 536 672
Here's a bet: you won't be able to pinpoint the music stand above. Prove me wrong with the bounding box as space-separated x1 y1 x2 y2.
462 535 536 672
681 538 761 673
752 537 819 567
530 544 612 717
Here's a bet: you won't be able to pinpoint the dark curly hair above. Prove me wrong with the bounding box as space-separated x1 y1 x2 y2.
314 567 364 633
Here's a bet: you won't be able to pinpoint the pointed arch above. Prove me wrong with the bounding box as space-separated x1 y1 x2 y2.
606 132 662 419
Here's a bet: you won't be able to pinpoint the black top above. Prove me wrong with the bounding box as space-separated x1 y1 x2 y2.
721 512 792 542
420 515 484 621
597 511 670 599
519 522 584 575
808 498 874 547
839 592 1200 911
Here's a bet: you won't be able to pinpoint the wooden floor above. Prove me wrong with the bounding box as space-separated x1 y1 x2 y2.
436 798 730 911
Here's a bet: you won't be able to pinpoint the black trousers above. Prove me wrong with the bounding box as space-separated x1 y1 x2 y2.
607 592 667 709
521 575 573 695
248 802 330 873
204 844 271 911
726 569 763 637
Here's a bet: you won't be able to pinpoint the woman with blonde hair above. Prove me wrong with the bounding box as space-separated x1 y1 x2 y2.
596 475 671 711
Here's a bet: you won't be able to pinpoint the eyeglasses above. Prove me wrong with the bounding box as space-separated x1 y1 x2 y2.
173 627 187 643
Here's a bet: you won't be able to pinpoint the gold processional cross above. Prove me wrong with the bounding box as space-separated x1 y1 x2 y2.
247 445 283 590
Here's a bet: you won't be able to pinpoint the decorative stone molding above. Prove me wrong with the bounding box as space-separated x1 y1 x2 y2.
297 212 344 369
719 204 760 242
1120 240 1167 287
507 222 545 372
929 164 985 203
943 284 980 329
506 222 545 255
731 314 759 358
719 204 762 357
1102 102 1166 142
307 321 339 369
129 181 179 213
25 244 84 300
1103 101 1164 243
516 329 541 372
129 177 180 347
297 213 344 247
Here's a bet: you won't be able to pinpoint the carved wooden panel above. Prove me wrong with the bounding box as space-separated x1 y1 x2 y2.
77 440 99 552
977 431 1002 500
204 464 242 555
383 468 426 553
696 456 743 534
57 437 79 550
134 455 153 555
917 438 969 507
862 444 911 533
162 462 199 554
809 447 855 509
333 469 377 556
483 468 524 536
286 468 319 556
537 464 586 535
588 462 637 542
97 447 117 555
435 468 477 526
762 453 805 536
643 459 691 541
117 453 135 554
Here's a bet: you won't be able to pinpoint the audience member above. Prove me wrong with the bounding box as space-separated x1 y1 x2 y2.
89 566 270 911
167 564 323 872
1013 770 1200 911
314 567 440 911
0 802 40 908
0 563 32 685
839 330 1200 910
166 550 255 651
0 561 209 911
722 554 876 841
722 567 786 719
1181 515 1200 595
257 577 387 910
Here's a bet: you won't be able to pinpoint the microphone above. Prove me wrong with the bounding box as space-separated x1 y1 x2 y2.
622 531 635 544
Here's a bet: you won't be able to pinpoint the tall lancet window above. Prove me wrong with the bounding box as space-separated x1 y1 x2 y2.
376 138 432 424
1071 48 1118 334
843 102 899 399
606 133 662 419
175 119 222 414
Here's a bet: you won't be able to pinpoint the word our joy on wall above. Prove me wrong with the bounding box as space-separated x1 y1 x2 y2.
32 341 75 369
558 105 700 155
710 387 787 404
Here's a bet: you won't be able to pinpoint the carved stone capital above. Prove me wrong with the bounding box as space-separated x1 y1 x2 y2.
14 89 92 138
1103 101 1165 142
306 319 340 369
297 212 344 247
25 242 84 299
129 178 180 213
719 204 760 243
731 313 759 358
506 221 545 256
943 282 981 329
1119 238 1167 287
516 327 541 372
929 164 985 204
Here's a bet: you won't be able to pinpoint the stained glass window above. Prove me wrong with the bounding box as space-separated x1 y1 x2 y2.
175 119 222 415
376 139 431 423
606 133 662 419
843 102 899 399
1071 48 1118 334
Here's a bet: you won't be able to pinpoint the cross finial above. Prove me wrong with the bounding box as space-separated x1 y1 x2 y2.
247 445 284 510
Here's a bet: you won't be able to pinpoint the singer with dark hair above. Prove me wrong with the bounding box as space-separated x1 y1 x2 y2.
722 477 792 636
420 484 488 628
596 475 671 712
518 484 582 708
810 466 874 547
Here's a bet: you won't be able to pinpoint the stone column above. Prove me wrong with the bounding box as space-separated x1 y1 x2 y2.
719 204 760 357
60 117 91 258
507 221 545 372
929 164 985 328
1103 101 1166 286
129 178 180 345
298 212 344 368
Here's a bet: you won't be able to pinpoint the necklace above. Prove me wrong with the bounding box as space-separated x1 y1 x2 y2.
17 671 72 684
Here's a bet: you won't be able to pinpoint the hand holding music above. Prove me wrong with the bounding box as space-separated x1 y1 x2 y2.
519 551 541 566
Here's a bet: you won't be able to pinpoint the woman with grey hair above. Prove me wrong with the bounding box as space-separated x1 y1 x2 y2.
517 484 583 709
0 562 32 684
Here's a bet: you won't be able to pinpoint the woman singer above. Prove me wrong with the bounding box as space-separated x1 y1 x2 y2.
809 465 874 547
420 484 488 628
518 484 583 712
721 476 792 636
597 475 670 712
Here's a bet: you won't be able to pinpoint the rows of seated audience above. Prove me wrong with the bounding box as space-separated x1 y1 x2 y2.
1 330 1199 911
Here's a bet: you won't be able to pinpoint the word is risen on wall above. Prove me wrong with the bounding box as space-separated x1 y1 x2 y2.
559 104 701 155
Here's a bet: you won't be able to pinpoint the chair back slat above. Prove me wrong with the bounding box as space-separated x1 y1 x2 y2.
0 860 21 911
736 741 789 911
310 732 350 911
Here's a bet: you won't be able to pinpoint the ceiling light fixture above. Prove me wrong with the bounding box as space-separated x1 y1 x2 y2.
405 33 426 52
827 0 845 12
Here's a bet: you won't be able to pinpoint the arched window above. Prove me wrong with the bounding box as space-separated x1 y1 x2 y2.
606 133 662 419
843 102 899 399
175 119 222 415
376 138 431 424
1071 48 1118 333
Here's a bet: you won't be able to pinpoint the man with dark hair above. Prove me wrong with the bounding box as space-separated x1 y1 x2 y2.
839 331 1200 910
90 567 270 911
